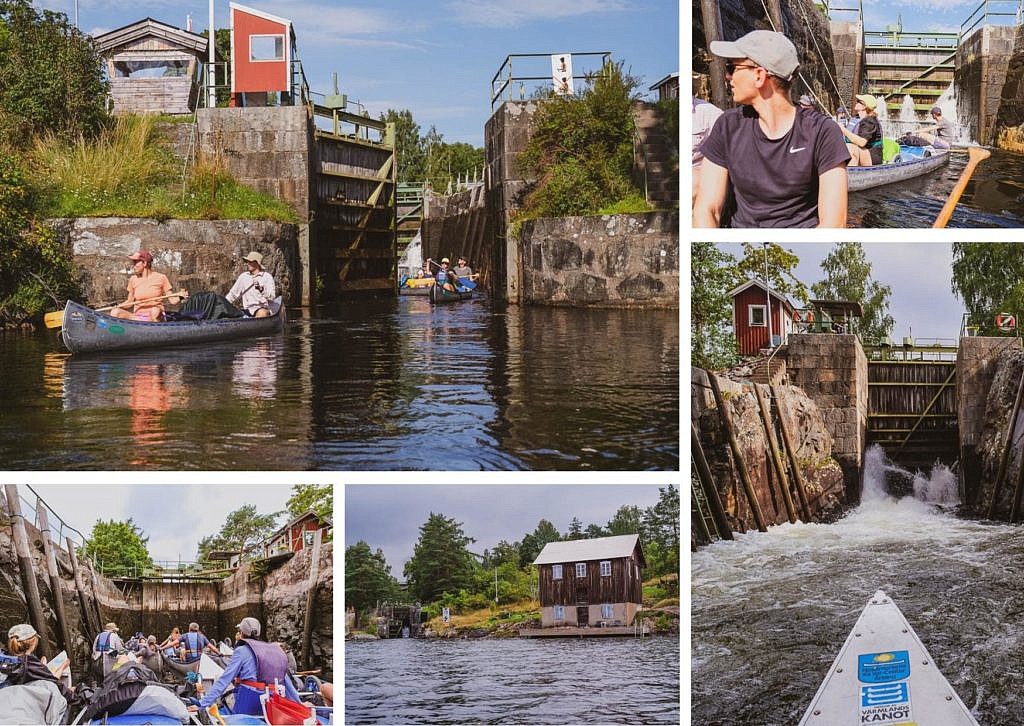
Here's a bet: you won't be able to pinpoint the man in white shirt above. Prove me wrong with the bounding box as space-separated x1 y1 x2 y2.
227 251 276 318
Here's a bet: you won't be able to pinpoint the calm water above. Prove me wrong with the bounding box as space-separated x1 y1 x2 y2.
692 448 1024 725
345 636 680 724
849 148 1024 227
0 297 678 470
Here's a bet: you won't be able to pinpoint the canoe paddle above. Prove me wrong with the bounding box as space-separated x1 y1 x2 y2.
43 289 187 329
933 145 991 228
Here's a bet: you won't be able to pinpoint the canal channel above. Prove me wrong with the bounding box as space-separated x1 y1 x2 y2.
0 297 678 470
692 446 1022 725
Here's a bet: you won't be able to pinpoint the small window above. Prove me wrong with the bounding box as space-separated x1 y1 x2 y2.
600 560 611 577
575 563 586 577
601 604 613 619
554 605 565 621
749 304 767 327
250 35 285 62
552 564 563 580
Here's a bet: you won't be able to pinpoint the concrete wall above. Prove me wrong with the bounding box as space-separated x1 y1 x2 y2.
957 25 1017 144
995 25 1024 135
785 334 869 500
830 19 864 106
518 212 679 308
957 336 1024 507
52 217 300 308
539 602 641 627
421 183 490 288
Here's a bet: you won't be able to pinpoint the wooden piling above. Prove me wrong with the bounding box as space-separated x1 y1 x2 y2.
1012 450 1024 524
698 0 729 110
988 365 1024 520
691 421 733 540
67 536 99 639
708 374 766 532
4 485 51 657
36 502 74 657
754 384 798 524
771 386 814 522
301 528 323 670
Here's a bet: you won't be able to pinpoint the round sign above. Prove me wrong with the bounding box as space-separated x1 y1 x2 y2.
997 313 1016 332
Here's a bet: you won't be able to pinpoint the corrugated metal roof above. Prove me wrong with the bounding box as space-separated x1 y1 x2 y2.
533 534 640 564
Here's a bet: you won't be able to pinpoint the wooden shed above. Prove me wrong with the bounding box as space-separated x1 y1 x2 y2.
93 18 209 115
729 278 796 356
649 72 679 101
532 534 645 628
263 510 330 558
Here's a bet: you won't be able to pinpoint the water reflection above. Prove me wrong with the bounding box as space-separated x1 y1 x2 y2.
3 299 678 470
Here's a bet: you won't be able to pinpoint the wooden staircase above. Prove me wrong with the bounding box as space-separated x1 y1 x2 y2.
633 101 678 207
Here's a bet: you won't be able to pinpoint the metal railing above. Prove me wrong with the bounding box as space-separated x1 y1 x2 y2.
961 0 1023 38
863 30 959 49
826 1 864 23
490 52 612 108
198 59 311 109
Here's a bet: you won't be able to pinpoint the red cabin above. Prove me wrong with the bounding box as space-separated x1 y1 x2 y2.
230 2 295 105
263 511 331 558
729 279 796 356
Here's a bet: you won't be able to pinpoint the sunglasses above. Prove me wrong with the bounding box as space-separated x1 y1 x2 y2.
725 62 760 75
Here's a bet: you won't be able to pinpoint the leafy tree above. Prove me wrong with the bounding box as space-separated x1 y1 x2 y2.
197 504 281 562
517 60 644 217
643 484 680 577
584 523 607 539
952 243 1024 335
518 519 562 568
285 484 333 521
380 109 427 182
691 242 738 371
81 519 154 577
566 517 585 540
426 139 485 192
731 243 809 305
345 541 399 624
811 242 895 344
0 0 109 146
482 539 520 569
404 513 478 603
606 504 645 538
199 28 232 106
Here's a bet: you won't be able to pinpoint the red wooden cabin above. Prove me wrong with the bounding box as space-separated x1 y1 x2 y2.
729 279 796 356
230 2 295 105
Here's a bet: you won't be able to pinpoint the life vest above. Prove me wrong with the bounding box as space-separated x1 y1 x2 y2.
231 639 291 715
182 632 204 661
95 631 114 652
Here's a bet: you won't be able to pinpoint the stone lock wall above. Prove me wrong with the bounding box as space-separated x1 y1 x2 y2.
957 25 1017 145
994 25 1024 136
518 212 679 308
785 334 869 500
421 184 490 289
51 217 300 308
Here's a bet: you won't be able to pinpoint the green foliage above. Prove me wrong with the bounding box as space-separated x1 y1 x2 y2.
811 242 895 344
607 504 646 537
380 109 427 182
380 109 485 192
0 151 79 324
518 519 562 568
732 243 809 304
952 243 1024 335
197 504 282 562
642 485 680 577
597 191 651 215
516 61 642 219
81 519 154 577
286 484 333 521
345 541 400 618
0 0 110 146
404 513 479 603
655 97 680 155
691 242 739 371
566 517 584 540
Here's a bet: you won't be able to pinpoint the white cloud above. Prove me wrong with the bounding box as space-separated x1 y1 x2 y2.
446 0 631 27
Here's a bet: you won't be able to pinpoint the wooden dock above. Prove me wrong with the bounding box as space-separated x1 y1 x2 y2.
518 624 649 638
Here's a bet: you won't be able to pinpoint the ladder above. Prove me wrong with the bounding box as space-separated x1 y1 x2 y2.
691 471 719 544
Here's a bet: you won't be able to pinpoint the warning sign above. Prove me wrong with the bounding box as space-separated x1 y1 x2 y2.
858 651 910 683
860 703 913 723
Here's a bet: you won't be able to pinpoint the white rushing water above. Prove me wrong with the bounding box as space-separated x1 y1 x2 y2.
692 445 1024 725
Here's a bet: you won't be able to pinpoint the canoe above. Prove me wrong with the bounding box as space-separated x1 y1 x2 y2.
429 284 473 304
400 278 434 296
848 149 949 192
158 649 200 678
62 297 285 355
799 589 978 725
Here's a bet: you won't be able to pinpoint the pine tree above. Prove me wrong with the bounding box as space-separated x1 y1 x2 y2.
345 541 399 623
404 513 478 603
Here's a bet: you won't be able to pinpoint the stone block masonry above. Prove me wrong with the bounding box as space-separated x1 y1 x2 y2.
785 334 869 500
957 25 1017 144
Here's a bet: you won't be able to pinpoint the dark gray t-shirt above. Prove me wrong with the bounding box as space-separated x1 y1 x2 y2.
701 106 850 228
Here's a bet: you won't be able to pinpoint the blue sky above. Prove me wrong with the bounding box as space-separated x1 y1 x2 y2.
857 0 984 35
36 0 680 146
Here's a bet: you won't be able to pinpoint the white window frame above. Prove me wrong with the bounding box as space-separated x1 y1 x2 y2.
554 605 565 621
552 564 563 580
600 560 611 577
748 304 767 327
601 604 613 619
575 562 586 577
250 34 285 62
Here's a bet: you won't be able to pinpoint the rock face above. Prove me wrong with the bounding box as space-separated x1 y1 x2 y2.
973 348 1024 518
50 217 301 308
262 541 333 675
696 375 846 531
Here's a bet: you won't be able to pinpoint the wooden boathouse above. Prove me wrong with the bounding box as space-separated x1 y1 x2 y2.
526 534 646 634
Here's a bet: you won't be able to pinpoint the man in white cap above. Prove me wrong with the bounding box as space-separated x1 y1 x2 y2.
189 616 304 716
92 622 123 661
694 30 850 228
227 251 277 318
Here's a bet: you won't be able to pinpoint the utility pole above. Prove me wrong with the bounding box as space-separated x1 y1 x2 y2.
764 243 774 349
208 0 216 108
494 568 498 604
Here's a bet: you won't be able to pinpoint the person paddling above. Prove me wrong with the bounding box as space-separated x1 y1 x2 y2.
916 106 954 150
110 251 180 321
227 252 276 318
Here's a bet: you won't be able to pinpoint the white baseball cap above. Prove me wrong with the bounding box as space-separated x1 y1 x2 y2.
710 30 800 82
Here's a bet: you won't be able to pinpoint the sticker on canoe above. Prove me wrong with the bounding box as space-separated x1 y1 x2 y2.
859 702 913 723
862 682 909 707
858 651 910 683
108 324 125 335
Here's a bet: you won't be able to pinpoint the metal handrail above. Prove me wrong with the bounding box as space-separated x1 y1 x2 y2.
960 0 1023 38
490 52 612 108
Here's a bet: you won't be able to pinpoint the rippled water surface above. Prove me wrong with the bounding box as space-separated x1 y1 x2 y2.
692 450 1024 725
345 636 680 724
0 297 678 469
849 149 1024 227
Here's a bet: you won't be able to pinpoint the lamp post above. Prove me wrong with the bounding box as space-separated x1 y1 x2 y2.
763 243 774 349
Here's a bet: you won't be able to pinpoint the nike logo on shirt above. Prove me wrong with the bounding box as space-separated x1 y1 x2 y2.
789 146 806 153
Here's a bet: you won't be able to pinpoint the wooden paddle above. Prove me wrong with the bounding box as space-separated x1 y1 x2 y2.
932 145 991 228
43 289 187 329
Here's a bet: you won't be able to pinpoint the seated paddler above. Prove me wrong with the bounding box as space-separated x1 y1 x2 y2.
227 251 276 318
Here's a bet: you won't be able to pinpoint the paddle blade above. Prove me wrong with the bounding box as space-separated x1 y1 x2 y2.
43 310 64 329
